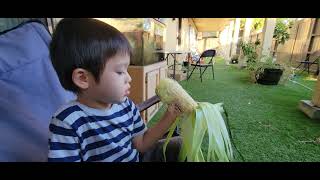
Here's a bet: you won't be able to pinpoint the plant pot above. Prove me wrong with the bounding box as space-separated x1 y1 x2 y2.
230 59 238 64
257 68 283 85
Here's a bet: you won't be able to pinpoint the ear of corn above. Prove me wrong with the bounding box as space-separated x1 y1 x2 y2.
156 78 233 162
156 78 198 114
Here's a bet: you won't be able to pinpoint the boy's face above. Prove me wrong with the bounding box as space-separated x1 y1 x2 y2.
89 53 132 106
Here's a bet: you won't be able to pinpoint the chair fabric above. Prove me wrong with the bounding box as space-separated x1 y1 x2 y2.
0 21 75 161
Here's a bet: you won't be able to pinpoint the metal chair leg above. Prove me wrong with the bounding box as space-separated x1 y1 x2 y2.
187 65 196 80
212 65 214 80
200 67 202 82
186 63 189 81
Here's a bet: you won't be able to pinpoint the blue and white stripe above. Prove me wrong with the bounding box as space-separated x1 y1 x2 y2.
48 97 147 162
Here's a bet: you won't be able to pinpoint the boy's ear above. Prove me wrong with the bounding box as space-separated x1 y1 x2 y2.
72 68 91 90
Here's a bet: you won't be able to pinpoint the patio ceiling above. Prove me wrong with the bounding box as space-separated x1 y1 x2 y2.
192 18 234 32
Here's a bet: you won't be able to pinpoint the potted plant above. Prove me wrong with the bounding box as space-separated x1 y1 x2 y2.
248 55 284 85
230 54 239 64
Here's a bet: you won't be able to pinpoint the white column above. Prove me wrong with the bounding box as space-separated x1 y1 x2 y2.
227 20 235 60
261 18 276 57
164 18 178 52
219 25 229 60
243 18 253 42
224 25 231 61
238 18 253 66
231 18 241 57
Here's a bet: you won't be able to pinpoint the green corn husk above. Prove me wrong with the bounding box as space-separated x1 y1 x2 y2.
156 78 233 162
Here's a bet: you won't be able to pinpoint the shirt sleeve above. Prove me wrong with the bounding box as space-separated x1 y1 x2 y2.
48 117 82 162
128 99 147 137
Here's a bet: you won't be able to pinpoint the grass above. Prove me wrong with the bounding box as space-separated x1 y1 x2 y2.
147 57 320 162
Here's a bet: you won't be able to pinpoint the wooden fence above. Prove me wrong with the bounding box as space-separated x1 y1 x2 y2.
245 18 320 73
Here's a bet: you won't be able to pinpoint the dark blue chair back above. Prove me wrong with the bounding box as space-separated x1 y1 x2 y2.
200 49 216 58
0 21 75 161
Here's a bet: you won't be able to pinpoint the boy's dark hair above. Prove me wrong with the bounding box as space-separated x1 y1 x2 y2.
50 18 132 93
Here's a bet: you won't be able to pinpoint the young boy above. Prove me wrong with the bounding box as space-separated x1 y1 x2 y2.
47 18 182 162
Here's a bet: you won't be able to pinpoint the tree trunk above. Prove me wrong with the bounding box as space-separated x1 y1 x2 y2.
273 41 278 58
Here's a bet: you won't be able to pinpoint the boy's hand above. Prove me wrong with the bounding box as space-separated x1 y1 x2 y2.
165 101 182 122
132 100 182 153
133 100 182 153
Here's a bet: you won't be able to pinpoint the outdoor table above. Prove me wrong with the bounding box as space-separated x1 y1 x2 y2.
155 50 190 80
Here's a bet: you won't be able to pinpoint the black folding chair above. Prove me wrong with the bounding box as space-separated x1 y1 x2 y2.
295 52 320 75
187 49 216 82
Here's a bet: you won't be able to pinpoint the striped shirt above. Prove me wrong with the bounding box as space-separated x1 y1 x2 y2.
48 97 147 162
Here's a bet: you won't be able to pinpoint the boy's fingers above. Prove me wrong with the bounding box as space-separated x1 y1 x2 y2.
168 103 178 112
175 104 182 112
168 100 182 113
171 103 181 113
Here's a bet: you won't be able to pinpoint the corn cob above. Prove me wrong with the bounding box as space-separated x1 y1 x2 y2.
156 78 198 113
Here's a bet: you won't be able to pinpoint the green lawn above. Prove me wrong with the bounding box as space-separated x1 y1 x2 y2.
148 57 320 162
